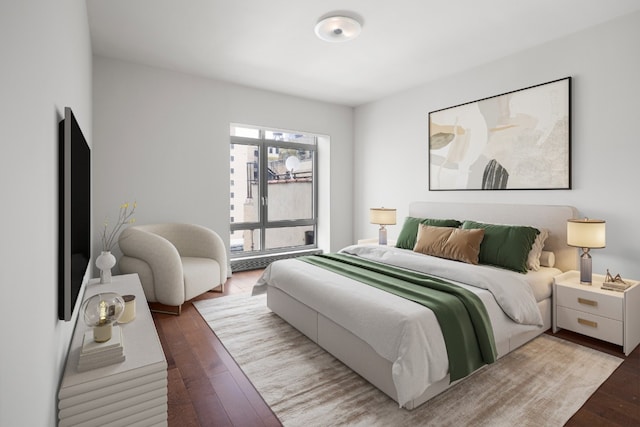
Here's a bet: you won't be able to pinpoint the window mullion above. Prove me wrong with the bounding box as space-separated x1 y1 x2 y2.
259 138 268 252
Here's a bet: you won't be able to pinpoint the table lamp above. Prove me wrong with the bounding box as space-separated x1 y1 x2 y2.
567 218 606 285
370 208 396 245
82 293 125 342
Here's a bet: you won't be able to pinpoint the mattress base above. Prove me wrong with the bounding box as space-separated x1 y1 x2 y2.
267 285 551 410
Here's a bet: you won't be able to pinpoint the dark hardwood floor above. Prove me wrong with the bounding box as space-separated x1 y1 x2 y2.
152 270 640 427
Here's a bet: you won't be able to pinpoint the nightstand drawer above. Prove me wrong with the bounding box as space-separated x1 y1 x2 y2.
555 286 622 320
556 306 623 345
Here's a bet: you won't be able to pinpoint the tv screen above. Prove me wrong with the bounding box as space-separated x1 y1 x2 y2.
59 107 91 321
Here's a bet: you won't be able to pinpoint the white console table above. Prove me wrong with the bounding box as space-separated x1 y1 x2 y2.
58 274 168 427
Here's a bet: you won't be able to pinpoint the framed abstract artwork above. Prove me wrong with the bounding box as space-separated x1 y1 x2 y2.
428 77 571 190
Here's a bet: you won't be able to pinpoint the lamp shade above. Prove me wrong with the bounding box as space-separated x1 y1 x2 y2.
567 219 606 248
370 208 396 225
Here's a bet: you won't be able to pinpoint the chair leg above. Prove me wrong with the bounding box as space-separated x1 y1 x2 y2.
209 283 224 293
149 304 182 316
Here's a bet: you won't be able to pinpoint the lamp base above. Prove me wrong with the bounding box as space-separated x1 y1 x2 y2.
579 249 592 285
378 226 387 245
93 323 113 343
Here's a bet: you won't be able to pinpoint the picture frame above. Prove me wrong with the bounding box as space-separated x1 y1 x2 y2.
428 77 571 191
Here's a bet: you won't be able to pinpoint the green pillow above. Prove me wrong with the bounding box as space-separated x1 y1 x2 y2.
461 220 540 273
395 217 462 250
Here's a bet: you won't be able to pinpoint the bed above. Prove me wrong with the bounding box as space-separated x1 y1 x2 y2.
254 202 578 409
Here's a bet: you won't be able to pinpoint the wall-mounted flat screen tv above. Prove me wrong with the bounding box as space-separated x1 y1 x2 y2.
58 107 91 321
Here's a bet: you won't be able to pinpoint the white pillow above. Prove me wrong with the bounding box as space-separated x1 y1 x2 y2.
526 228 549 271
539 251 555 268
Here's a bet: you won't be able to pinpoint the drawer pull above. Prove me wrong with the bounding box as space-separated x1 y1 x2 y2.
578 318 598 328
578 297 597 307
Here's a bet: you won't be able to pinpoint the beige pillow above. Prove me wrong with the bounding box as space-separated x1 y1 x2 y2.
413 224 485 265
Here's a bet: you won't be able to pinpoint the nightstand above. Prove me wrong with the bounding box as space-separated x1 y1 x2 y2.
553 270 640 356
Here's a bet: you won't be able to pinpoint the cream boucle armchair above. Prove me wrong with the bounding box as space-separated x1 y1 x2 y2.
118 223 227 314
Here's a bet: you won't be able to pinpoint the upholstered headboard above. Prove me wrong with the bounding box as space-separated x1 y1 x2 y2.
408 202 578 272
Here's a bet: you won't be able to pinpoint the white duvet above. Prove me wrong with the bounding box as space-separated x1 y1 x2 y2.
254 245 545 407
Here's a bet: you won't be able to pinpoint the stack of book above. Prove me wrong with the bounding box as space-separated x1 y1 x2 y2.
77 325 126 372
602 280 632 292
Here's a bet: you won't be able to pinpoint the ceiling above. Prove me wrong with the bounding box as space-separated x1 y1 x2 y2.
87 1 640 107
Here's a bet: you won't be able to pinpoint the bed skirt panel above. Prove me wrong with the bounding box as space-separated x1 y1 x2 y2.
266 285 551 410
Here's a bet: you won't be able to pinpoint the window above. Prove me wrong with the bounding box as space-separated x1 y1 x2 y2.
229 124 317 257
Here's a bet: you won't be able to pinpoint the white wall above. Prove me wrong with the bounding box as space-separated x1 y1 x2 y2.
92 57 353 265
0 1 92 426
354 11 640 278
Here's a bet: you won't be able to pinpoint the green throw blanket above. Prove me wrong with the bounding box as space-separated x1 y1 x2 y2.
299 253 497 382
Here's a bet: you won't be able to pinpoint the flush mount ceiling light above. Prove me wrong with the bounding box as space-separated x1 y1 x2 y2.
314 15 362 42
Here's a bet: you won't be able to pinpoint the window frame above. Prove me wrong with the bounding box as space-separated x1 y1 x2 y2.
229 129 318 258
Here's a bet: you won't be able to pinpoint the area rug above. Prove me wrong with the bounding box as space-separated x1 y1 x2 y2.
194 294 623 427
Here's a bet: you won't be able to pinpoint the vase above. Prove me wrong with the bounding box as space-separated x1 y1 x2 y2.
96 251 116 284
